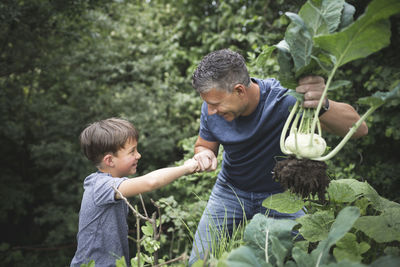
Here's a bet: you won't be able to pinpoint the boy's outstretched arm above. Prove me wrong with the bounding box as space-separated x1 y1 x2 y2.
115 158 199 199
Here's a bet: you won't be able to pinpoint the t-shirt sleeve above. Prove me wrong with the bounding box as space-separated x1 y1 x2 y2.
199 102 217 142
92 175 128 206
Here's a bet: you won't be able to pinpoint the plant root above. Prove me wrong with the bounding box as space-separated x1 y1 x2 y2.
273 156 330 202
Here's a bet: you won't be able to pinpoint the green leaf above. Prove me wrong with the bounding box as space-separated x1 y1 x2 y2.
243 214 297 266
326 180 359 203
314 0 400 68
262 191 305 214
292 246 313 267
115 256 128 267
256 45 276 68
141 222 153 236
333 233 370 262
329 80 352 90
370 255 400 267
311 206 360 265
225 246 271 267
284 12 313 72
297 210 335 242
358 83 400 107
299 0 345 36
276 41 297 89
338 2 356 30
353 208 400 243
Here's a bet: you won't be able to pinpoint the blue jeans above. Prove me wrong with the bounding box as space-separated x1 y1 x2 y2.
188 177 305 266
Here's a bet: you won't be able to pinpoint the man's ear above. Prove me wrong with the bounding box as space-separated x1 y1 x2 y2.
233 84 246 97
103 154 114 167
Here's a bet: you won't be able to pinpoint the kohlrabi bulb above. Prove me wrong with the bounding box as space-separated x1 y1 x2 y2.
285 133 326 158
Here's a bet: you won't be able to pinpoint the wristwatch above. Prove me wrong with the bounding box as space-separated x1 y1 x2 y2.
318 98 330 117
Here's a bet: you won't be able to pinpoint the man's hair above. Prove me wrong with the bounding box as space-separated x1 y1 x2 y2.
80 118 139 166
192 49 251 93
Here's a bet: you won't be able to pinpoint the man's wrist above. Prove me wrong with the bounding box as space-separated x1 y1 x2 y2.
319 98 330 117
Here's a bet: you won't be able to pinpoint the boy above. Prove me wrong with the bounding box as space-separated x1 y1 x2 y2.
71 118 199 267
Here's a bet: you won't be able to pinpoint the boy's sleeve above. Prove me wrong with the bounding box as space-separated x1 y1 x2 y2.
199 102 217 142
92 175 128 206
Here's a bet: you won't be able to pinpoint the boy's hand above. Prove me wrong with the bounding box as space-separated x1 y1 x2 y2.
184 158 200 174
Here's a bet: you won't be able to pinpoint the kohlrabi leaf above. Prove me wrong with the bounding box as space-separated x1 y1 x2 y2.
284 90 304 103
276 40 297 89
314 0 400 68
284 12 313 72
298 0 345 36
358 84 400 107
338 2 356 30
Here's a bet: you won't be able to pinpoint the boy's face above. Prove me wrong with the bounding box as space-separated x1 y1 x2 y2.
112 138 141 177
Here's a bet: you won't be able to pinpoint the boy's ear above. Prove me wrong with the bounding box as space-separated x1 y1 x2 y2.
103 154 114 167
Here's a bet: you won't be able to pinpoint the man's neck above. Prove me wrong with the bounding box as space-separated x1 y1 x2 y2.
242 81 260 116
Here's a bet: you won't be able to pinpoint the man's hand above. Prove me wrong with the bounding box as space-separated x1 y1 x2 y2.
184 158 200 174
296 76 326 109
194 149 218 172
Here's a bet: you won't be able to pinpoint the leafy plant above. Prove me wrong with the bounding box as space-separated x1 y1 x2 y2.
257 0 400 200
218 179 400 266
261 179 400 265
258 0 400 162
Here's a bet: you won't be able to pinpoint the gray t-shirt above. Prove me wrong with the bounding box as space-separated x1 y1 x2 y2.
71 171 129 267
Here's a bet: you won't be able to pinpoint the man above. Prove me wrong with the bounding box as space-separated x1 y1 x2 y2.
188 49 368 265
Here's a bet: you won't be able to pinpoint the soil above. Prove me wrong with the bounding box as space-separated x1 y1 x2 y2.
273 156 330 201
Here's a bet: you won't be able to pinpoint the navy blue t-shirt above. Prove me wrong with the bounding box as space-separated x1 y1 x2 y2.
199 78 295 193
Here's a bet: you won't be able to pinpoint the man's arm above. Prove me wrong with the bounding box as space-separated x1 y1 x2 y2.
296 76 368 139
319 100 368 138
194 136 219 172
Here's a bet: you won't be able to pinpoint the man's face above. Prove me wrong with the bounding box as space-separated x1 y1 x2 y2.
200 88 247 121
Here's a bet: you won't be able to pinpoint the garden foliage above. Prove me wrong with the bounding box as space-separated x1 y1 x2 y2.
1 0 400 266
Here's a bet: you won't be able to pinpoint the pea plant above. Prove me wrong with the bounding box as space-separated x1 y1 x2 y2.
257 0 400 199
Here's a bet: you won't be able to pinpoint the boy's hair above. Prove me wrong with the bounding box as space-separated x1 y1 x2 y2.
80 118 139 166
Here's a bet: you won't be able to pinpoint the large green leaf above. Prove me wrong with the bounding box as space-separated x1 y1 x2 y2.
333 233 370 262
311 206 360 265
262 191 304 214
326 180 359 203
297 210 335 242
353 208 400 243
299 0 345 36
276 40 297 89
370 255 400 267
338 2 356 30
224 246 271 267
284 12 313 72
243 214 297 266
314 0 400 68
